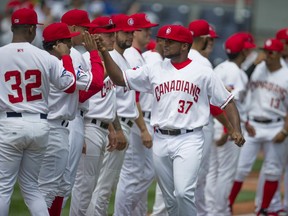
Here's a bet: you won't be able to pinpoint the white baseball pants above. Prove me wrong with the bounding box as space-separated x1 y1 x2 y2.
38 119 70 208
86 119 132 216
153 127 204 216
0 114 49 216
69 121 109 216
114 118 154 216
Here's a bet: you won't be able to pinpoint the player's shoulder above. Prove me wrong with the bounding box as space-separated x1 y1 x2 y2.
70 47 84 60
214 60 238 72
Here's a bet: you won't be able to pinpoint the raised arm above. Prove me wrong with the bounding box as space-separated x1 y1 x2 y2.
95 35 126 86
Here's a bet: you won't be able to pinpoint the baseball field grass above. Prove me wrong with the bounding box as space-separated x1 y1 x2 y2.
8 157 263 215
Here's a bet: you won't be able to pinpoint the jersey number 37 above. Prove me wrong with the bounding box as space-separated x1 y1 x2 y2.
5 70 42 104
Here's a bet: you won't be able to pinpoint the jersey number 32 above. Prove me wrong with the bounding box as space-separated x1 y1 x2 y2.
5 70 42 104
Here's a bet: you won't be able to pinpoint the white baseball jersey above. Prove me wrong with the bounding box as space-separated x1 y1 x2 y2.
214 60 248 120
188 49 213 68
48 48 96 120
281 57 288 68
0 42 75 113
83 51 116 122
110 49 138 119
142 50 163 66
123 59 233 129
70 47 92 112
246 63 288 119
124 46 153 112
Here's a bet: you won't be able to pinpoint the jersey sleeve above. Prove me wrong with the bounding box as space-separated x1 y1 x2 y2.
210 104 223 116
208 70 234 109
49 55 76 92
123 65 153 94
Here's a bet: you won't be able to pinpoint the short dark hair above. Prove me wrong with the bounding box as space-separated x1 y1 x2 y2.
42 38 69 51
226 52 241 61
11 24 35 32
42 40 57 51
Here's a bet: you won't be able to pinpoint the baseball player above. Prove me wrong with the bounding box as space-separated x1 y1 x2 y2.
40 9 104 215
144 29 168 216
37 22 104 216
253 29 288 215
205 33 255 216
96 24 245 216
114 13 158 216
68 16 119 216
188 19 236 216
229 38 288 215
0 8 76 216
86 14 140 216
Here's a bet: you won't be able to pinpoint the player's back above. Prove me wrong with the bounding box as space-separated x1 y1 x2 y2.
0 42 62 113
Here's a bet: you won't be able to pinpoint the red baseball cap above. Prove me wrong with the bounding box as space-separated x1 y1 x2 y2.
156 25 167 38
130 13 159 29
209 25 218 38
61 9 97 28
234 32 256 49
188 19 210 37
11 8 43 25
262 38 284 52
276 28 288 41
158 25 193 44
111 14 139 32
43 22 80 42
89 16 117 34
225 33 255 54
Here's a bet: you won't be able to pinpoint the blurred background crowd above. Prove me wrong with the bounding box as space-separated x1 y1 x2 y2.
0 0 287 67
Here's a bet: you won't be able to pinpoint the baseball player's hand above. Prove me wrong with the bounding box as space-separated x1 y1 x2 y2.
94 34 107 53
53 42 70 56
107 130 117 152
230 131 245 147
82 31 98 52
254 51 266 65
141 130 153 149
115 130 127 151
245 122 256 137
273 131 287 144
215 133 229 147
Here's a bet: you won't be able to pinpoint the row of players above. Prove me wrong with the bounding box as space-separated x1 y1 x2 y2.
1 6 288 216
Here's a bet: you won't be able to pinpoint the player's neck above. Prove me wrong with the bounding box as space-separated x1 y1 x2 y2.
132 41 144 53
12 35 30 43
267 62 282 72
114 45 125 55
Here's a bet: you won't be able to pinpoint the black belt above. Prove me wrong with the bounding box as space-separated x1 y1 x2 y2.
120 117 133 128
155 128 194 136
142 111 151 119
91 119 109 129
251 117 282 124
61 120 69 127
80 110 84 117
6 112 47 119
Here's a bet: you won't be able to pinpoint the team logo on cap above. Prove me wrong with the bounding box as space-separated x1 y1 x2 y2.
190 30 194 36
127 18 134 26
145 14 150 22
266 39 272 47
226 48 231 54
166 27 171 35
109 19 113 25
14 19 19 23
